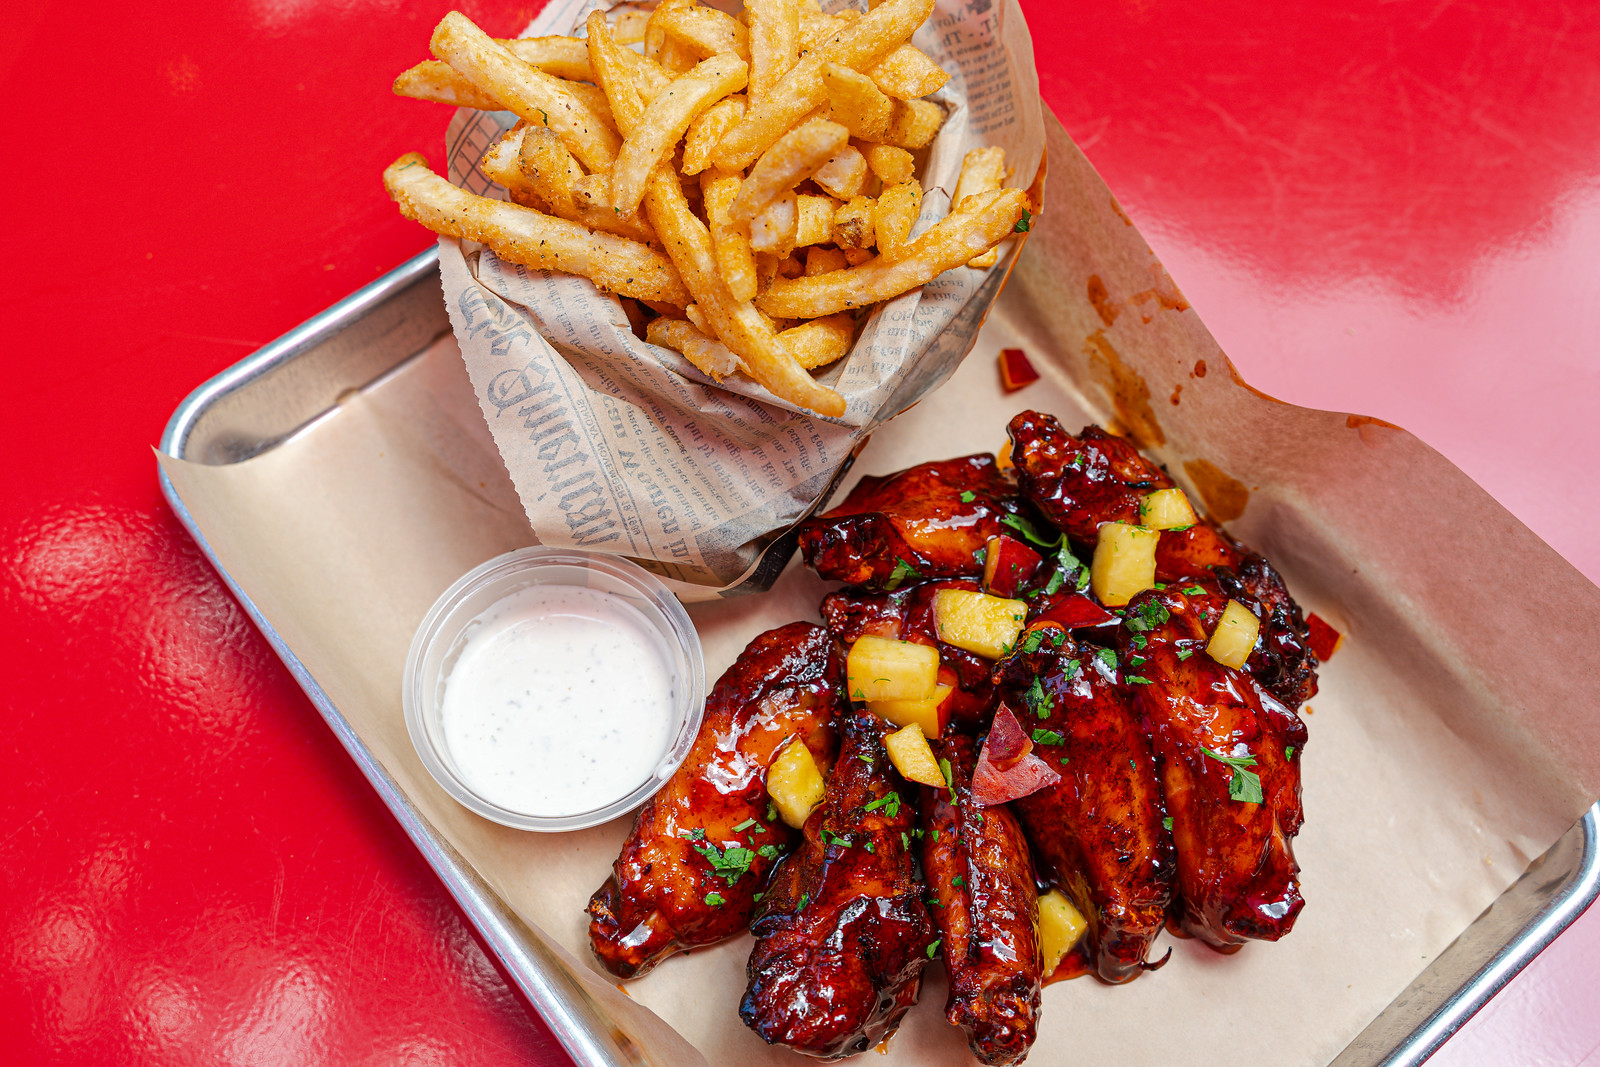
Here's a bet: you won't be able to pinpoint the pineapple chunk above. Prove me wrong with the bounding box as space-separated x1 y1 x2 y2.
1089 522 1159 607
847 635 940 702
767 740 826 828
933 589 1028 660
868 684 953 738
1037 889 1087 974
884 723 946 787
1207 599 1260 669
1140 487 1199 530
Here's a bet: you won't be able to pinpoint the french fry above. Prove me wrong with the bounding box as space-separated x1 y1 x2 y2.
804 246 848 275
499 35 593 81
874 178 922 258
393 61 503 110
781 313 855 369
515 126 658 244
757 188 1029 317
796 194 836 247
776 254 805 279
881 97 944 149
860 142 914 185
821 62 892 142
657 6 750 61
647 0 700 73
954 146 1007 266
713 0 936 170
863 43 950 99
730 119 849 221
832 195 877 249
586 11 644 137
749 191 799 252
612 9 649 45
610 53 749 214
384 154 690 306
842 246 873 266
643 171 846 417
683 96 746 176
646 316 743 379
745 0 799 114
701 170 760 303
430 13 620 173
813 144 868 199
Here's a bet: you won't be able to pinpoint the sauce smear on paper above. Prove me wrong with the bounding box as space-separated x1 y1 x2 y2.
440 585 675 817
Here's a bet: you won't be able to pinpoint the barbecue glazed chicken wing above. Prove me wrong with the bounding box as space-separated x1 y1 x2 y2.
797 454 1019 590
1117 588 1307 948
921 734 1042 1066
994 624 1175 983
741 713 935 1059
820 580 998 732
587 623 844 979
1007 410 1318 711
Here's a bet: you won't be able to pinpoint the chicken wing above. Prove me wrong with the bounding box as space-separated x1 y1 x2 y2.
798 454 1019 589
588 622 844 978
1117 588 1307 948
994 624 1175 983
921 734 1042 1065
740 712 934 1059
820 580 997 731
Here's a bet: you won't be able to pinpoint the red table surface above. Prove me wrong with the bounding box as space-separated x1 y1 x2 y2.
2 1 1598 1063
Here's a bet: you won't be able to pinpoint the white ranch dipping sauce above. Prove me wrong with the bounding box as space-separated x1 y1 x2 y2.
440 584 675 817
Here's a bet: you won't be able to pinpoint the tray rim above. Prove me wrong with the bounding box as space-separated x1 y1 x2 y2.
158 250 1600 1067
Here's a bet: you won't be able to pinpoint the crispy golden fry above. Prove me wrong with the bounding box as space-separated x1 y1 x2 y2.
565 82 617 133
750 191 799 253
881 98 944 149
804 246 849 275
644 171 846 417
658 6 750 61
393 61 502 110
647 0 700 73
821 62 892 142
832 195 877 249
613 9 649 45
796 194 836 247
797 3 857 50
863 44 950 99
860 142 915 185
782 313 855 369
714 0 935 170
611 53 749 214
478 125 529 188
954 146 1007 267
758 188 1029 317
587 10 644 137
813 145 868 199
776 254 805 279
385 154 689 305
842 246 873 266
431 13 620 172
874 178 922 258
572 171 608 210
746 0 799 114
647 316 743 379
509 126 658 244
683 96 746 176
701 170 759 302
731 119 848 223
499 35 592 81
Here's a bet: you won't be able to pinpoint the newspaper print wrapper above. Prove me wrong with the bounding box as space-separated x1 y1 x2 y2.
435 0 1045 599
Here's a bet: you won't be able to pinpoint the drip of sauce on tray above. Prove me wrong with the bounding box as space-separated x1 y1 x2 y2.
440 584 675 817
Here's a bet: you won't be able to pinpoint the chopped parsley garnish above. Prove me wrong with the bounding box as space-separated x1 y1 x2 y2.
1182 585 1206 596
864 841 875 853
753 892 764 903
1128 633 1148 650
927 938 942 958
939 758 957 803
705 891 725 906
1125 675 1152 685
1014 208 1032 233
1026 676 1051 718
732 817 758 832
1095 647 1118 671
902 831 910 850
766 801 778 822
678 827 706 841
799 892 810 909
693 841 757 885
758 844 781 860
1032 728 1064 746
1285 745 1296 760
1062 657 1081 679
952 875 965 888
1202 746 1264 804
1019 629 1047 655
857 752 874 764
1176 648 1194 661
932 828 940 842
1129 655 1147 668
1051 630 1067 648
1000 512 1062 550
863 791 903 817
1153 582 1167 590
1124 599 1171 633
885 556 921 590
1162 816 1173 831
1041 540 1087 595
852 688 866 702
959 490 976 503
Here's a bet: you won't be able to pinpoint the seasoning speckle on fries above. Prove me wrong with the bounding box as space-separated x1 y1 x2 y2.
385 1 1035 417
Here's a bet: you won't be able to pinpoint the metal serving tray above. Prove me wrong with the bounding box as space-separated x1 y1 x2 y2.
160 249 1600 1067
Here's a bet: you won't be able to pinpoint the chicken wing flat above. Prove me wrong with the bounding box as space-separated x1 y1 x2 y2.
1117 588 1307 948
588 622 844 979
820 580 997 730
798 454 1019 589
741 712 934 1059
994 624 1175 983
921 734 1042 1066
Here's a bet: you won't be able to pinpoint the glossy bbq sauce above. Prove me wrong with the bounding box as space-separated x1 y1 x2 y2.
439 585 675 817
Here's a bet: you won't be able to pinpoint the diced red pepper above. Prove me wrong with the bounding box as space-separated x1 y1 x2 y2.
982 534 1044 598
1033 593 1118 631
1305 612 1342 662
998 347 1041 392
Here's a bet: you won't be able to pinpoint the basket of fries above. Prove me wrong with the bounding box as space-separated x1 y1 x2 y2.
384 0 1046 596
